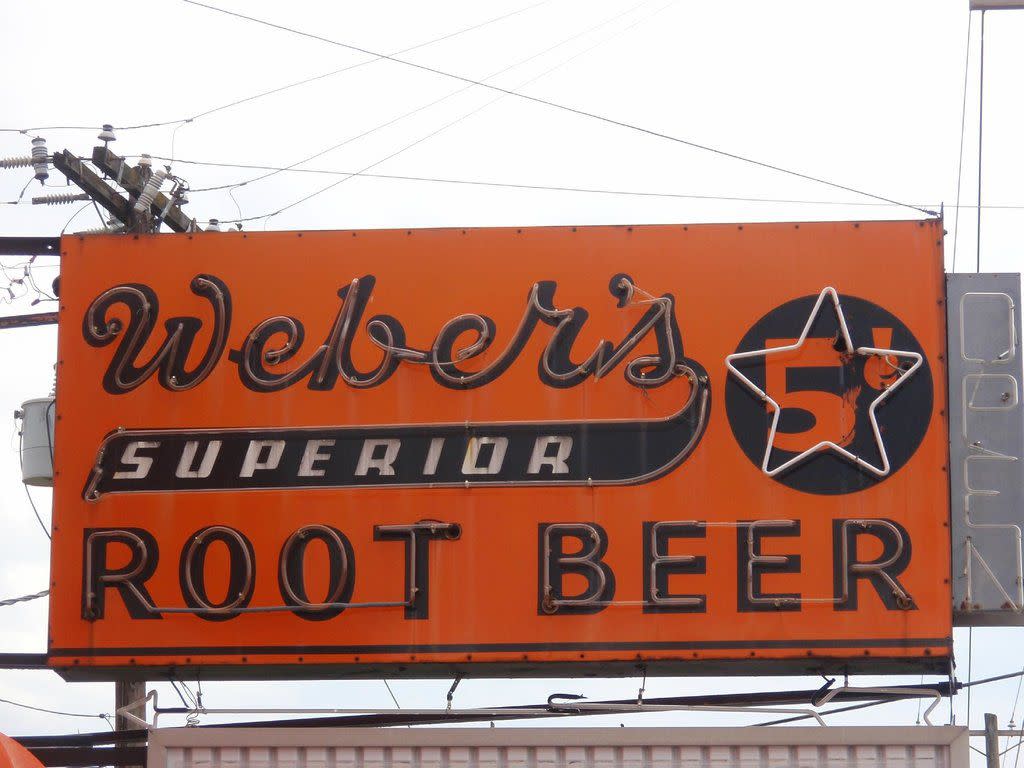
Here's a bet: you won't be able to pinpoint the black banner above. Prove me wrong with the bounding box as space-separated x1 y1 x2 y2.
84 368 709 499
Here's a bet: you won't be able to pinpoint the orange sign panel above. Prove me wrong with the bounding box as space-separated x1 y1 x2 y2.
49 221 951 679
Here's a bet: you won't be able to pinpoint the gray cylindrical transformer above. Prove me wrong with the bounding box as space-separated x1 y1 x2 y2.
20 397 55 487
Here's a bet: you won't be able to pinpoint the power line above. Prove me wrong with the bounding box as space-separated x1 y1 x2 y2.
206 0 659 214
225 0 673 223
180 0 936 218
0 1 553 137
0 127 97 135
0 589 48 608
0 694 111 726
157 155 1024 210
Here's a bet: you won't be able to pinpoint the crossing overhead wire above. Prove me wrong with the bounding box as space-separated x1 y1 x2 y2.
225 0 675 223
184 0 555 124
162 155 1024 211
206 0 659 206
0 1 553 138
180 0 937 218
165 0 559 157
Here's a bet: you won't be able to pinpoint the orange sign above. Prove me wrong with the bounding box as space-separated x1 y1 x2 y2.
49 221 951 679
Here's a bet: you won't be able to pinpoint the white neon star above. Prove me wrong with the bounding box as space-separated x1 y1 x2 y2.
725 286 923 478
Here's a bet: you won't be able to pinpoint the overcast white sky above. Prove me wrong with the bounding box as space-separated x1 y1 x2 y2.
1 0 1024 762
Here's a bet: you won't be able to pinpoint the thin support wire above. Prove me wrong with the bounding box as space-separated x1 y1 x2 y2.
383 680 401 709
59 202 95 236
23 485 51 540
17 428 51 539
169 120 189 167
968 626 975 728
169 680 192 709
977 9 986 273
1012 673 1024 768
952 11 973 273
1001 666 1024 768
227 186 244 223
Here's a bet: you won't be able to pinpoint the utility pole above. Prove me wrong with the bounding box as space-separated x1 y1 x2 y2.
1 132 206 329
114 679 146 731
114 680 146 768
50 151 133 227
985 713 1000 768
0 125 199 235
3 131 198 764
50 137 187 765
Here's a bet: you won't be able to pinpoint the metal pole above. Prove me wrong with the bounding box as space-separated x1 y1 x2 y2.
0 312 58 330
977 9 986 273
986 712 1000 768
0 237 59 256
115 680 145 768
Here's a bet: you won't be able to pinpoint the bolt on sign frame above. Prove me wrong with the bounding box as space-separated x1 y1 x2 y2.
49 221 952 680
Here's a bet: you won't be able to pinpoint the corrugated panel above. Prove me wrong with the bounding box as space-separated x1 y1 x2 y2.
164 743 952 768
150 727 967 768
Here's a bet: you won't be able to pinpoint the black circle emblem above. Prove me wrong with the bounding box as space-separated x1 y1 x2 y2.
725 293 932 495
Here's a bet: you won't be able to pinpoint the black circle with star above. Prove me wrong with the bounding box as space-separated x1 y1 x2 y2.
725 292 933 495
